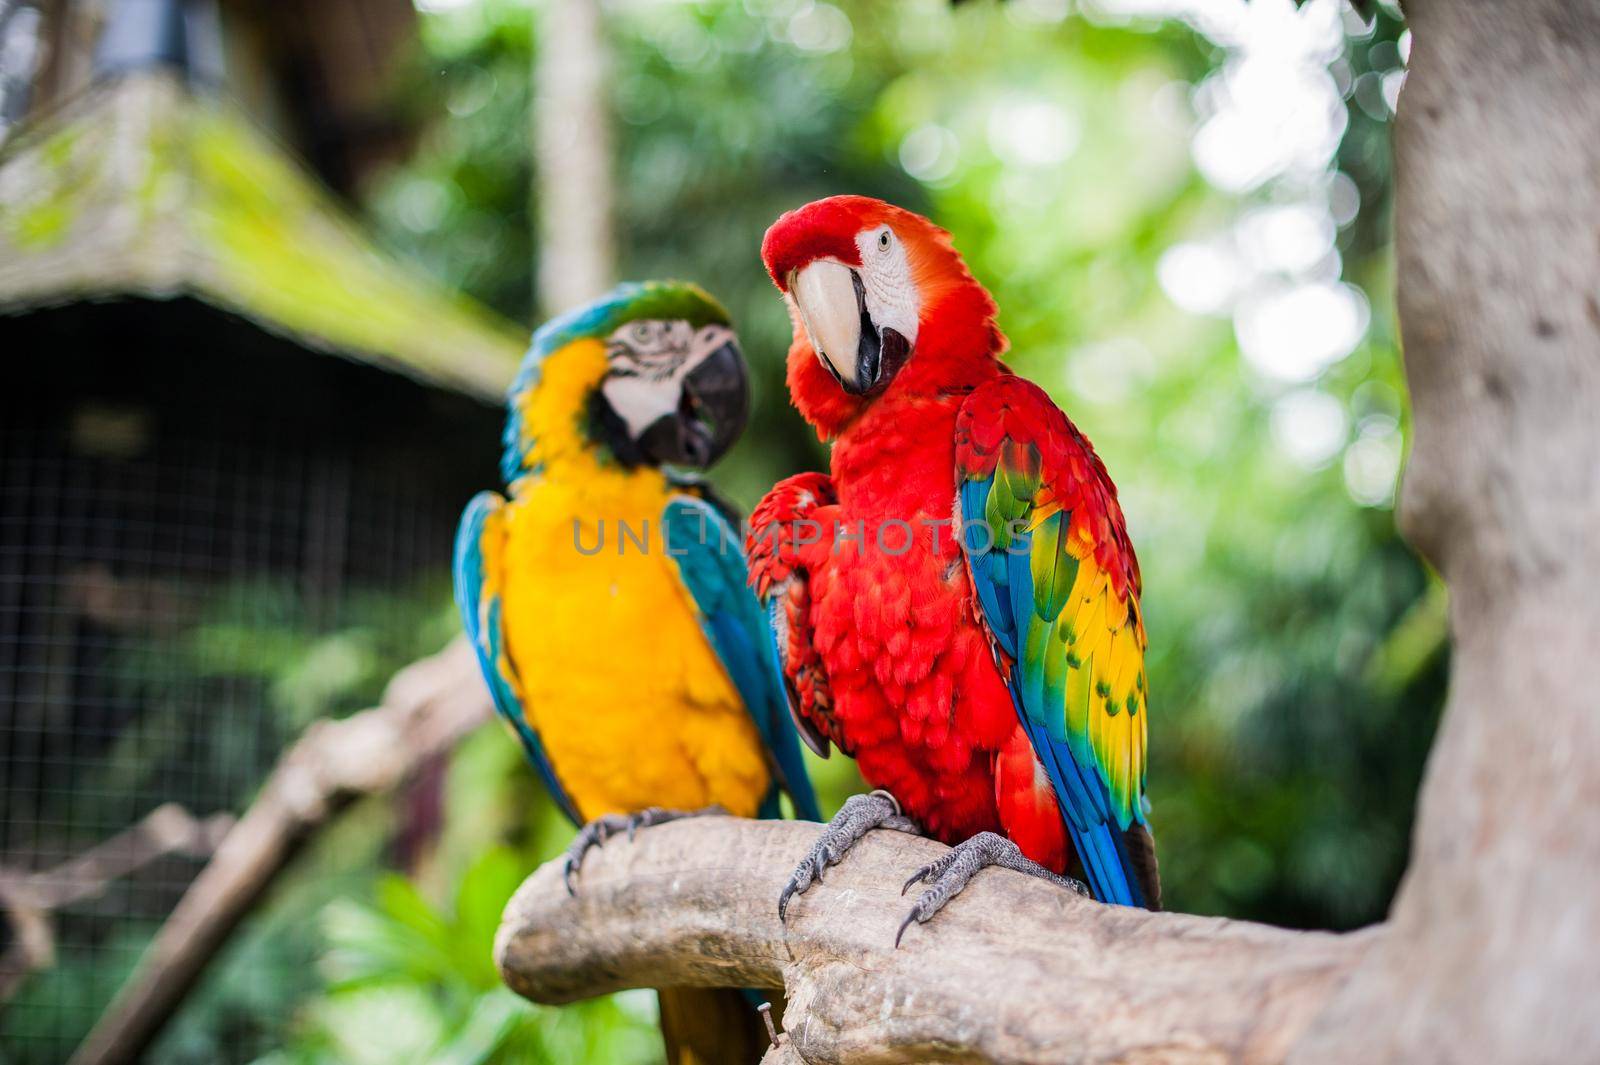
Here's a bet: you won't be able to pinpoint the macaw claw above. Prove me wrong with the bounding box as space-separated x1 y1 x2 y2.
778 790 920 922
563 805 726 896
895 831 1090 947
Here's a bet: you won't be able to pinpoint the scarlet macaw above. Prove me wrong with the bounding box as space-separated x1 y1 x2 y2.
748 197 1159 941
454 281 820 1059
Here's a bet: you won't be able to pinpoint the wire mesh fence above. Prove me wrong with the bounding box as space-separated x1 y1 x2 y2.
0 382 466 1062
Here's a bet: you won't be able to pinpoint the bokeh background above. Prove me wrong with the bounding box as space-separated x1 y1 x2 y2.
0 0 1436 1061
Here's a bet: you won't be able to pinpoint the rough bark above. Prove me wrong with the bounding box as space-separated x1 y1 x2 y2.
1286 3 1600 1062
68 638 492 1065
497 817 1374 1065
534 0 616 315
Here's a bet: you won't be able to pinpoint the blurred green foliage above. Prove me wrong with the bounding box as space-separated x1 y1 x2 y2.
252 845 659 1065
37 1 1438 1061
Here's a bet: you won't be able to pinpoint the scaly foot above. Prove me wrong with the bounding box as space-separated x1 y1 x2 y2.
563 805 725 895
779 790 920 922
896 831 1089 946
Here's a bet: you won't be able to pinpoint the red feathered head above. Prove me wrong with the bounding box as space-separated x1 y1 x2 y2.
761 195 1005 438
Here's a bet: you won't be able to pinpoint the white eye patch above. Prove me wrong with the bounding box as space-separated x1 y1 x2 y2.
600 321 733 436
854 226 920 348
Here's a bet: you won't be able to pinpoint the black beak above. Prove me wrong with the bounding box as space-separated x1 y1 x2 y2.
637 340 749 469
840 271 910 397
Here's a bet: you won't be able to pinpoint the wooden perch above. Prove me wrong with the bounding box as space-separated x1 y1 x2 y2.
496 816 1375 1065
68 637 493 1065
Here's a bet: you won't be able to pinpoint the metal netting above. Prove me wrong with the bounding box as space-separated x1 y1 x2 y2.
0 300 487 1062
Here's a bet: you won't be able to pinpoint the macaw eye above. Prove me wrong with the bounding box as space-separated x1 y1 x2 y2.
878 230 891 251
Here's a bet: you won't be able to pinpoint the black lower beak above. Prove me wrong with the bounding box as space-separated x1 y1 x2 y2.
849 271 880 394
638 340 749 469
842 271 911 397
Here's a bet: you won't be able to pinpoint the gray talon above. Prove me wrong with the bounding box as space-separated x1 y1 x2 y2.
778 790 920 922
901 848 958 895
563 813 630 896
564 805 722 895
895 832 1089 946
894 908 920 948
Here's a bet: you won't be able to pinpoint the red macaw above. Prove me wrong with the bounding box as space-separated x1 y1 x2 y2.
748 196 1160 940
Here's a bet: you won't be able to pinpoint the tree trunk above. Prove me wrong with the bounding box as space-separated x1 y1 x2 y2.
533 0 615 316
1287 2 1600 1061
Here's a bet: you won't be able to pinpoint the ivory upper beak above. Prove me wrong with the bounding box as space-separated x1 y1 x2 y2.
791 260 861 387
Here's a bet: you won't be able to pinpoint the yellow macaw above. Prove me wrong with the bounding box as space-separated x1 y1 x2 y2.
453 281 818 1064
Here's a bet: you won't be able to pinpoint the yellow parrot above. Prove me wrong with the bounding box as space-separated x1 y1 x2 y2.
454 281 819 1063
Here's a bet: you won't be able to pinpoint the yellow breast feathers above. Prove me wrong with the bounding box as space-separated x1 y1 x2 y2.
496 339 770 821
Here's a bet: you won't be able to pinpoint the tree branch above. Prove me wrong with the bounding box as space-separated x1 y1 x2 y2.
0 804 233 1000
496 817 1375 1065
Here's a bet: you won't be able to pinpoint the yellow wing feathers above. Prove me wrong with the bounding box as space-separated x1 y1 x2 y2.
1061 543 1148 823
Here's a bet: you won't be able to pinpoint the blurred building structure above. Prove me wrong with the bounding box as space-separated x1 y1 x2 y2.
0 0 524 1059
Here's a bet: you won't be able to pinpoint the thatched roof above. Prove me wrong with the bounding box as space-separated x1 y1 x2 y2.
0 72 525 402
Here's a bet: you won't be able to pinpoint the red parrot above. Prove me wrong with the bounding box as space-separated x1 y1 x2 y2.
748 196 1160 939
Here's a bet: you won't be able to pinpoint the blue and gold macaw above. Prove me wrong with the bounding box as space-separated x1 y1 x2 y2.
455 279 819 836
452 281 819 1064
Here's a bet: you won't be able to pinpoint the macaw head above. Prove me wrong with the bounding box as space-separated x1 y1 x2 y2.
761 195 1003 438
502 281 749 483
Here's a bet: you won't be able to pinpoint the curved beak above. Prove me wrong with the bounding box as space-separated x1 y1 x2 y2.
637 339 749 469
790 261 908 395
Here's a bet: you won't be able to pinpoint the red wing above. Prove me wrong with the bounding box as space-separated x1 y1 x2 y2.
748 472 840 758
955 375 1156 907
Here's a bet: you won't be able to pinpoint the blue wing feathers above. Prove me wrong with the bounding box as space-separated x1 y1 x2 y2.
663 496 822 822
1024 711 1143 908
962 483 1018 657
966 473 1146 908
454 492 583 825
